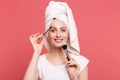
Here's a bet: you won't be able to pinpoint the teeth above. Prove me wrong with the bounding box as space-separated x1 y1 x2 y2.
55 39 62 42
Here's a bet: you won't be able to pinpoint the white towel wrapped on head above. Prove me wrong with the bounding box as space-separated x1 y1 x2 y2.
44 1 80 55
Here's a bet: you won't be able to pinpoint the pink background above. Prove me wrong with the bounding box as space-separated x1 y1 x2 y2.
0 0 120 80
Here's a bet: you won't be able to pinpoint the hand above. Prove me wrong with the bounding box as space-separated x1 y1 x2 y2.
29 33 44 55
66 58 80 80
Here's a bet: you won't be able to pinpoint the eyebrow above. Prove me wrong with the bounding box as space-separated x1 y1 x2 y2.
50 26 67 29
43 26 52 35
50 26 55 29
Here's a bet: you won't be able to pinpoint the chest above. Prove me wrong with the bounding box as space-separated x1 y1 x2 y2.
41 62 70 80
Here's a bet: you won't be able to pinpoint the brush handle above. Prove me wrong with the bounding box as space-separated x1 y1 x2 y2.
67 56 71 61
43 27 52 36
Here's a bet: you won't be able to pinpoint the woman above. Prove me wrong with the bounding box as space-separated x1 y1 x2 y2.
24 1 89 80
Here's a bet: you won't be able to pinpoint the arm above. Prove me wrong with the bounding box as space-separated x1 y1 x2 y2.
66 57 88 80
78 65 88 80
23 52 40 80
23 33 44 80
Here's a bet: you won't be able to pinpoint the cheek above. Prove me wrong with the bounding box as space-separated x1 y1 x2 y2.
47 32 55 40
64 33 69 41
47 34 53 44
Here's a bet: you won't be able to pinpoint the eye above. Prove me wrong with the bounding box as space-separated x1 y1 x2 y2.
61 29 66 32
50 29 56 32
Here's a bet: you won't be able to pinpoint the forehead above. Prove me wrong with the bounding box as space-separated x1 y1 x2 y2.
50 19 67 28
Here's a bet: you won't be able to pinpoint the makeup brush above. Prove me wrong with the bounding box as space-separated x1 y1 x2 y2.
62 43 71 61
43 27 52 36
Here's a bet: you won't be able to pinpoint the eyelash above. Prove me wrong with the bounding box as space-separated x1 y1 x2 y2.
50 29 56 32
50 29 66 33
61 29 66 32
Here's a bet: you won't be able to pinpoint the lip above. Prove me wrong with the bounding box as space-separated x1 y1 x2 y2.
54 39 63 42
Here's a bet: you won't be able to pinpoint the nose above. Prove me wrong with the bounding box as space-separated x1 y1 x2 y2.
56 31 61 37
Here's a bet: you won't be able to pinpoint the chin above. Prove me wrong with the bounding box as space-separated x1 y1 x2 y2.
54 44 62 48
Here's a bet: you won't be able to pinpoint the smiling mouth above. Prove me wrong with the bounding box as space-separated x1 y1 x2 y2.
54 39 63 42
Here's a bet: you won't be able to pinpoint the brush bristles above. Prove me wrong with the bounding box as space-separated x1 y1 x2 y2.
62 44 67 50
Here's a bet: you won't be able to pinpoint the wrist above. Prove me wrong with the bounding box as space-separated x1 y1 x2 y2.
70 73 79 80
33 51 40 56
71 76 78 80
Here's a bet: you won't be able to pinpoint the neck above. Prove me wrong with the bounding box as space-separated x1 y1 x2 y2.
48 47 65 57
45 47 67 66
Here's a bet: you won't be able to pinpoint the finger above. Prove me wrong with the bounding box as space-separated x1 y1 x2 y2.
66 57 74 63
36 34 44 40
34 34 44 41
36 35 44 44
29 34 35 40
67 62 77 67
67 58 78 67
33 33 41 37
29 33 43 41
29 33 41 39
39 38 44 46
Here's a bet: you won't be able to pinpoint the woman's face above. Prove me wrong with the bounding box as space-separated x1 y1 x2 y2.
47 19 69 48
